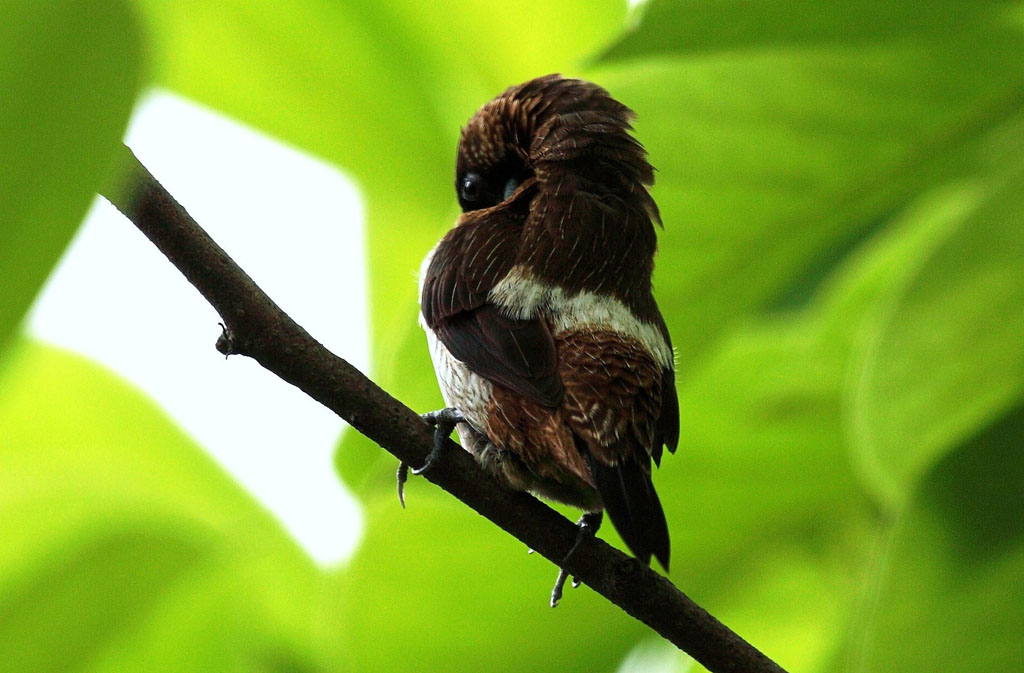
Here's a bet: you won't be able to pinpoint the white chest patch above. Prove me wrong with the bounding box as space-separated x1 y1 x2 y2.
488 265 674 370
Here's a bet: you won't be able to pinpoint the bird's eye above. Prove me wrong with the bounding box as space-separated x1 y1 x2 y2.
460 172 482 202
503 177 519 201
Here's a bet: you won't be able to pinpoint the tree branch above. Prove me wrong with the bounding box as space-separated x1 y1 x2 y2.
100 144 788 673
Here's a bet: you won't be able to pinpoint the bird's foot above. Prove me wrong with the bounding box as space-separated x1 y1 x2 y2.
397 407 466 507
550 511 603 607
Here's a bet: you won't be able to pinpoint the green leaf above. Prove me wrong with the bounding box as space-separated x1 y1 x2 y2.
849 155 1024 506
601 0 1019 61
0 525 207 673
88 531 338 673
846 404 1024 673
651 170 1006 671
0 341 336 672
326 495 645 673
0 0 144 350
0 341 255 525
660 317 872 672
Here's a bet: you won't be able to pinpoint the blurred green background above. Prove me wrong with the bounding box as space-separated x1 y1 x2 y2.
2 0 1023 671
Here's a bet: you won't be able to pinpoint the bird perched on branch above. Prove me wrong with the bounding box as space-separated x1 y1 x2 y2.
403 74 678 605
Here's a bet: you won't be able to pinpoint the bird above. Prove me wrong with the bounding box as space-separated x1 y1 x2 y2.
403 74 678 605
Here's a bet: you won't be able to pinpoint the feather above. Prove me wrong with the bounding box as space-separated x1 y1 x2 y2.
584 445 670 570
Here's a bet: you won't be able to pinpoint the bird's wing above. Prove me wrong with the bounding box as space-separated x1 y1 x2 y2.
559 329 672 569
651 311 679 466
421 210 564 407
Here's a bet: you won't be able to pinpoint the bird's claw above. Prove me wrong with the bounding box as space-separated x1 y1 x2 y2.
396 407 466 507
396 461 410 508
550 569 571 608
550 511 603 607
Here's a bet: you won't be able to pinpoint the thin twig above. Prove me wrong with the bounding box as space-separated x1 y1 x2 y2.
100 143 787 673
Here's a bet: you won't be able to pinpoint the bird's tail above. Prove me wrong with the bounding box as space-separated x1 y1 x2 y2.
586 452 670 570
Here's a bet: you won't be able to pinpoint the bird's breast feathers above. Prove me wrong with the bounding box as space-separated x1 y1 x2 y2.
488 265 673 370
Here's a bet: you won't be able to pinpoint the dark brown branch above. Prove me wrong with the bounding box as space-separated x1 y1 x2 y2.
101 144 788 673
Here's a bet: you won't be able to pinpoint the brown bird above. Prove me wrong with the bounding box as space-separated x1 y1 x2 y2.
404 74 678 604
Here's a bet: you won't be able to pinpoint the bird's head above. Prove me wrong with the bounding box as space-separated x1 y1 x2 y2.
454 74 659 224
